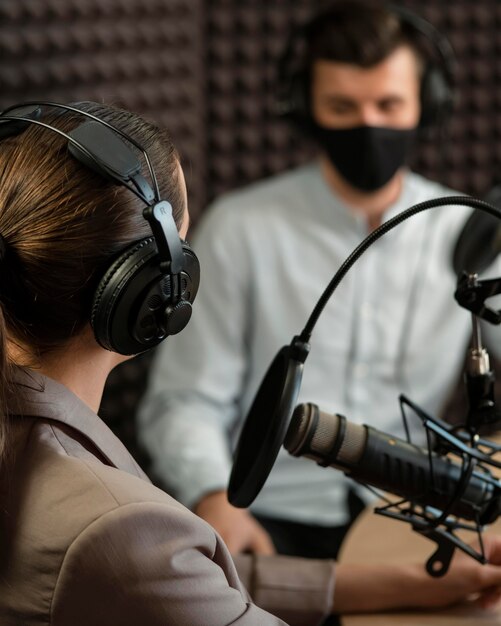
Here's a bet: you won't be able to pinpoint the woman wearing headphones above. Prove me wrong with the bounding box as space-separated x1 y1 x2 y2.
1 102 501 626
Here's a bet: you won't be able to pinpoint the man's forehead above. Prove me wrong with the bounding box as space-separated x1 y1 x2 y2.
313 45 420 79
312 45 421 93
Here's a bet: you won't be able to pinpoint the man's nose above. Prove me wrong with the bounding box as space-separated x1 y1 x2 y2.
358 105 386 127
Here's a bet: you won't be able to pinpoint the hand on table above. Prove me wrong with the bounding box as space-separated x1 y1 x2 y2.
334 535 501 614
419 535 501 610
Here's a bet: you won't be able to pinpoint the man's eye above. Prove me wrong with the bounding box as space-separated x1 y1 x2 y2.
330 104 353 114
379 100 402 112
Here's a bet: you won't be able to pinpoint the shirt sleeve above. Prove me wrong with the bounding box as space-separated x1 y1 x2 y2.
137 199 253 508
51 502 289 626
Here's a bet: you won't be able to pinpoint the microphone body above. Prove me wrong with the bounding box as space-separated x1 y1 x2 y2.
284 403 501 525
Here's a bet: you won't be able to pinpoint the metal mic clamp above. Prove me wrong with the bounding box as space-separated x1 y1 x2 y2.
454 272 501 325
455 273 501 432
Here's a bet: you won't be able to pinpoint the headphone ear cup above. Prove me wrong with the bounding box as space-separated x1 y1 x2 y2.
132 242 200 345
282 70 310 126
419 64 454 129
91 238 200 355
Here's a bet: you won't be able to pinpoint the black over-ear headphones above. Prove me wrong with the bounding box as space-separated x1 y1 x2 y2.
0 102 200 356
276 3 456 131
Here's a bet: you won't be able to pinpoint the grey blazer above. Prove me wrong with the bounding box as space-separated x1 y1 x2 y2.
0 370 334 625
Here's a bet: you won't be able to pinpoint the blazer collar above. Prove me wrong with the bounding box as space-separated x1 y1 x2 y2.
11 367 147 480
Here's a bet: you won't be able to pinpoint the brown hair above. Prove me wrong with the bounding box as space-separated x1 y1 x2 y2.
0 102 185 463
305 1 426 72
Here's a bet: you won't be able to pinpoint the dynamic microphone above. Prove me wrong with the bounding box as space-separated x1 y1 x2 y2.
284 403 501 525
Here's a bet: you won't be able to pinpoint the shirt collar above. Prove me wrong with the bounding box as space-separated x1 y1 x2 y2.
311 161 416 229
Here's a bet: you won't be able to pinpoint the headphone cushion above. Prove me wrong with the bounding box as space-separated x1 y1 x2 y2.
420 65 453 128
91 236 157 352
91 237 200 355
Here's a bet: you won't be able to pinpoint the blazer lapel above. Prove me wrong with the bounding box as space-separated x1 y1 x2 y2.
10 367 147 480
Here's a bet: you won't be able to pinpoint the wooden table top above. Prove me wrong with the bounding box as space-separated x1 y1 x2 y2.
339 505 501 625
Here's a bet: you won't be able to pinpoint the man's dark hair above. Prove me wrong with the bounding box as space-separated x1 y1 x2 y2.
305 1 427 72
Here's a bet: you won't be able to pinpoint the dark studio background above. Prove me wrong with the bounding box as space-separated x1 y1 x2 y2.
1 0 500 471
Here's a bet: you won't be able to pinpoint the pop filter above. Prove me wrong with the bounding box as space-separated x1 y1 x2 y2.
228 336 309 507
453 184 501 276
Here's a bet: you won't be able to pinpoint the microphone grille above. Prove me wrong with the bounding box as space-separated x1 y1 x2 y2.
314 408 366 465
285 403 366 466
310 408 341 456
285 403 341 458
336 417 366 465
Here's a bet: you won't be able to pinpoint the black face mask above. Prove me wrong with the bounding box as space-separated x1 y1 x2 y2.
310 124 417 192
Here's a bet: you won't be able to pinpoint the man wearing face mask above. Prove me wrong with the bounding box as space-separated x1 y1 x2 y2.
140 2 498 562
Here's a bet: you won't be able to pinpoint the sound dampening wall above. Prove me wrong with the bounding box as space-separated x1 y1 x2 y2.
0 0 206 219
1 0 500 466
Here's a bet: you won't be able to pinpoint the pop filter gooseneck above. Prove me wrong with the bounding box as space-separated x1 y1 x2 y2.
228 196 501 508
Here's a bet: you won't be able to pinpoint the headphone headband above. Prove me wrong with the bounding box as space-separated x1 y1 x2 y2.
389 4 456 90
1 101 161 199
